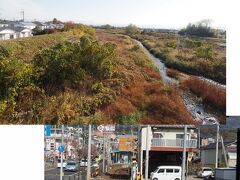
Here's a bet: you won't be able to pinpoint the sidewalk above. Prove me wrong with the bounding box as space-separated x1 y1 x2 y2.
45 162 56 171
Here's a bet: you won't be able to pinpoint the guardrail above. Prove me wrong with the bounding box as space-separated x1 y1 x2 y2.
151 138 197 148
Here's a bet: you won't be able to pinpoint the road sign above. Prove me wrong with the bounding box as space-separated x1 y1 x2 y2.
58 145 65 152
44 125 51 136
97 125 115 132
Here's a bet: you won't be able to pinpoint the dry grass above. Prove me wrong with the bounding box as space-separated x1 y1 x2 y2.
167 68 180 79
97 32 194 124
181 77 226 112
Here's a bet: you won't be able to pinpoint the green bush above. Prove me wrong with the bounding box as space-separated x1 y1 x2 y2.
118 111 141 124
165 40 177 48
195 46 214 59
33 35 117 89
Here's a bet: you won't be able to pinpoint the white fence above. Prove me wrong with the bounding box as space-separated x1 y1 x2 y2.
151 138 197 148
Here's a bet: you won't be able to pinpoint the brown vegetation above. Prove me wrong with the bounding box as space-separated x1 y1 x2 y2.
181 77 226 112
167 68 180 79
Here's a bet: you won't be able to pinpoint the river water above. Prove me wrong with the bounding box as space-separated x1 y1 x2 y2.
135 40 225 124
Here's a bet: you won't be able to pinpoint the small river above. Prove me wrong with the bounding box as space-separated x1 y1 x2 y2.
135 40 225 124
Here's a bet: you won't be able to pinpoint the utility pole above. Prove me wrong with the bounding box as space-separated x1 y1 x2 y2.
60 125 64 180
103 132 106 174
181 125 187 180
21 10 24 22
87 125 92 180
54 125 57 167
138 125 143 180
145 125 150 180
220 136 228 167
236 128 240 180
215 124 219 168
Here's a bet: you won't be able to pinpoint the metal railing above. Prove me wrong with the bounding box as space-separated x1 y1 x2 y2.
151 138 197 148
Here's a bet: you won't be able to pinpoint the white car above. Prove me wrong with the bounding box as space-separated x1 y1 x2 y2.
150 166 181 180
80 159 88 167
197 167 213 178
57 159 67 168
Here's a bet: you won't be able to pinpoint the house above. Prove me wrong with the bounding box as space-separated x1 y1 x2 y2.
33 21 48 30
110 135 137 165
140 125 198 176
55 23 64 30
201 141 237 167
14 22 37 30
0 27 32 40
0 23 9 28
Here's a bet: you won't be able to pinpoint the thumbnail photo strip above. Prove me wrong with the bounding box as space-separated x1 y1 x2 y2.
44 117 240 180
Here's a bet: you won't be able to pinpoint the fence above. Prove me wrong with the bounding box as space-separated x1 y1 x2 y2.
151 138 197 148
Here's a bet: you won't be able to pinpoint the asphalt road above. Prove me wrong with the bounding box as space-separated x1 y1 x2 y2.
45 167 87 180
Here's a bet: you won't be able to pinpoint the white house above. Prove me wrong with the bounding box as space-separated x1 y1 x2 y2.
0 27 32 40
140 125 198 176
14 22 36 30
0 23 9 28
33 21 48 30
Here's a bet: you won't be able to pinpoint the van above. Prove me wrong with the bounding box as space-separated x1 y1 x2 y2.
150 166 181 180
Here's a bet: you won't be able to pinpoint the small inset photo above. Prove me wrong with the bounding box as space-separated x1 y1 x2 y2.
44 122 239 180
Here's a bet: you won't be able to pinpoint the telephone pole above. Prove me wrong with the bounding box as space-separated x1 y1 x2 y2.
21 10 24 22
145 125 150 180
87 125 92 180
181 125 187 180
215 124 219 168
60 125 64 180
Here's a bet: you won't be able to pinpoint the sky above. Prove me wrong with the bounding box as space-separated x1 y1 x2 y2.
0 0 227 29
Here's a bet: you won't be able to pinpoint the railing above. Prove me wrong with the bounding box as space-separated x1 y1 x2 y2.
151 138 197 148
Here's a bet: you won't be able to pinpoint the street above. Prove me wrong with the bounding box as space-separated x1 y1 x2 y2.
45 167 87 180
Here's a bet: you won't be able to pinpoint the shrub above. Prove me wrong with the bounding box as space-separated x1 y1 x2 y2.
33 35 117 90
165 40 177 48
125 24 141 36
195 46 214 59
118 111 141 124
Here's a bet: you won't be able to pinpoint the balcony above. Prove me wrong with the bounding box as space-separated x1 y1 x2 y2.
151 138 197 148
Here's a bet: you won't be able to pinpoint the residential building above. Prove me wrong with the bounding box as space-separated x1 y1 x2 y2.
140 125 198 175
0 26 32 40
14 22 37 30
33 21 48 30
201 141 237 167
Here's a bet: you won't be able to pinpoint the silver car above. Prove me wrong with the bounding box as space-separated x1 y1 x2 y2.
64 161 79 172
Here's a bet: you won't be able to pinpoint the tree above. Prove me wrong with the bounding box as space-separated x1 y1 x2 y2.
52 18 58 24
178 20 217 37
125 24 141 36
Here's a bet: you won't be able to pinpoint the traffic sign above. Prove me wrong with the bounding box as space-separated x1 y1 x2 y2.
58 145 65 152
44 125 51 136
97 125 115 132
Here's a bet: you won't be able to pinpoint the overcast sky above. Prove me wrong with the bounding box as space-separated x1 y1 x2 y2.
0 0 227 29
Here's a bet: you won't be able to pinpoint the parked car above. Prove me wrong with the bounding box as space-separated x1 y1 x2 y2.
197 167 213 178
57 159 67 168
150 166 182 180
203 174 215 180
91 161 99 168
64 161 79 172
80 159 87 167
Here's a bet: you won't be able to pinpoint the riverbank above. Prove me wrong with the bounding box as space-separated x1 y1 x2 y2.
134 38 225 124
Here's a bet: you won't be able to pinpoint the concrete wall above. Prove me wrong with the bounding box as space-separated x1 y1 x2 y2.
201 149 223 165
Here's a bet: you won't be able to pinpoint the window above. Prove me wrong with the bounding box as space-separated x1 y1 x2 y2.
158 169 164 173
153 133 163 138
176 134 184 139
166 169 173 173
174 169 180 173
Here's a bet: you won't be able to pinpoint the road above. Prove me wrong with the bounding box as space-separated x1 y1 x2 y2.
45 167 87 180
